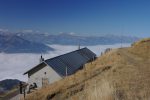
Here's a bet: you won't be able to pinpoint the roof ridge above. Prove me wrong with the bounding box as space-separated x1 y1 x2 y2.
45 47 87 62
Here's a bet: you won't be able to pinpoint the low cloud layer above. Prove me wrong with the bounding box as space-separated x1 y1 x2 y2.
0 43 130 82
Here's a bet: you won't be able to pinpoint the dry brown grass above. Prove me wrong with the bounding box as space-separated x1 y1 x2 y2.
25 38 150 100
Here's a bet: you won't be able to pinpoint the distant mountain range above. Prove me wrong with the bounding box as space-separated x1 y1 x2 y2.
0 32 54 53
0 31 139 53
16 32 139 45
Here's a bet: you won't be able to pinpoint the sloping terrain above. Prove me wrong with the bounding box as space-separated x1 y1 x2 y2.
26 38 150 100
0 79 20 99
0 79 20 92
0 34 54 53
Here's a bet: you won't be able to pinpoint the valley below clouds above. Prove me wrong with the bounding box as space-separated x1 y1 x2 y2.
0 43 130 82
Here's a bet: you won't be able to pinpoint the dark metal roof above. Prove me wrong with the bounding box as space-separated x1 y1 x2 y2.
24 62 46 75
24 47 96 76
77 47 96 61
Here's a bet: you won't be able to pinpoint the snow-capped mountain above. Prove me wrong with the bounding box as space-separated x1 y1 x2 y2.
0 31 139 53
16 32 139 45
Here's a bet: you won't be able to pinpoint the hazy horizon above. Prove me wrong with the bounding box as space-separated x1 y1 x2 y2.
0 0 150 37
0 30 142 38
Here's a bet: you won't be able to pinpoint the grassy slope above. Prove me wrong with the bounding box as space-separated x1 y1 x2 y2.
26 38 150 100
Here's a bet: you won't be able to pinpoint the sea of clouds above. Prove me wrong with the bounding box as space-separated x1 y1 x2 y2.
0 43 130 82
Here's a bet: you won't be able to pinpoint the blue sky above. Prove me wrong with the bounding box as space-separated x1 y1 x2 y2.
0 0 150 37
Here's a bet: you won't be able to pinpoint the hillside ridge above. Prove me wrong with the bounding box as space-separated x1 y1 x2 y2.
25 38 150 100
